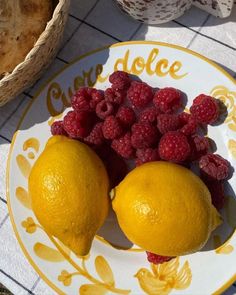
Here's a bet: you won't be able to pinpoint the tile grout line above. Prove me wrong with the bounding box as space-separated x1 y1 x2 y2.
0 214 9 229
0 135 11 143
0 97 29 132
0 269 35 295
186 14 211 48
56 56 69 64
0 197 7 204
69 14 122 42
28 277 40 295
129 23 143 40
173 18 236 51
57 0 102 57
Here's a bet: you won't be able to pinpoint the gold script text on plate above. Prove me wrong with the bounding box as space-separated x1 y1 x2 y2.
114 49 188 79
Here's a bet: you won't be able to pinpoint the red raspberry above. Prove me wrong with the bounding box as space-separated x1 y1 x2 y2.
178 112 191 125
199 153 230 181
135 148 160 166
96 145 128 188
127 81 153 109
104 88 125 105
63 110 94 138
96 100 114 120
89 89 104 109
157 114 180 134
188 135 209 161
178 112 197 136
146 252 173 265
158 131 190 163
102 115 123 140
71 87 91 111
153 87 181 113
116 106 136 126
205 181 225 210
111 132 134 159
109 71 131 90
139 107 159 125
51 121 67 136
190 94 219 124
84 122 104 146
131 123 159 149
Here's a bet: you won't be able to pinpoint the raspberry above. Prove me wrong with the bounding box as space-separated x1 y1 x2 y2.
158 131 190 163
188 135 209 161
96 145 128 188
71 87 92 111
116 106 136 126
178 112 197 136
63 110 94 138
111 132 134 159
105 88 125 105
205 180 225 210
199 153 230 181
131 123 159 149
190 94 219 124
109 71 131 90
127 81 153 108
139 107 159 125
157 114 180 134
153 87 181 113
146 252 173 265
84 122 104 146
102 115 123 140
96 100 114 120
135 148 160 166
51 121 67 136
89 90 104 109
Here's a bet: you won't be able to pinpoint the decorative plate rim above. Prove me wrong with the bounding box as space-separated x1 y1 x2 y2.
6 40 236 295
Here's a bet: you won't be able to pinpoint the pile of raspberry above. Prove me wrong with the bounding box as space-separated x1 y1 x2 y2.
51 71 232 264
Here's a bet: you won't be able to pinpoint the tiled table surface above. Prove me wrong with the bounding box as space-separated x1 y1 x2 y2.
0 0 235 294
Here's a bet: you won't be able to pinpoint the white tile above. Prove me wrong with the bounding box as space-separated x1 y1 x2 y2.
0 218 38 290
0 139 10 202
34 278 58 295
0 94 26 129
85 0 140 40
200 6 236 49
69 0 98 20
0 204 8 225
1 96 31 141
175 6 209 29
29 59 66 96
61 15 81 48
189 34 236 76
132 21 195 48
59 23 116 62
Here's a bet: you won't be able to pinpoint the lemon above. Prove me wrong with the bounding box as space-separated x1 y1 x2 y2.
29 136 109 256
112 161 221 256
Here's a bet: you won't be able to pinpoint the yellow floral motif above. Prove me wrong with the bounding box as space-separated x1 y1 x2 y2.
135 257 192 295
21 217 37 234
58 270 72 286
34 243 66 262
228 139 236 159
214 235 234 255
22 217 130 294
210 86 236 131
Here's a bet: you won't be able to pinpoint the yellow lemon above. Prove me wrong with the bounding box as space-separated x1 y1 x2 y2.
112 161 221 256
29 136 109 256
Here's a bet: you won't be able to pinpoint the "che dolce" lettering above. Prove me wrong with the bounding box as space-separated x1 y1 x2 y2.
114 48 188 79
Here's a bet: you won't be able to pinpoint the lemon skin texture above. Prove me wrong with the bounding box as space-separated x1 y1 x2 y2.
112 161 221 257
29 136 109 256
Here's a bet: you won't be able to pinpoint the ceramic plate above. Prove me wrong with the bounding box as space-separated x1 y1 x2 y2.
7 41 236 295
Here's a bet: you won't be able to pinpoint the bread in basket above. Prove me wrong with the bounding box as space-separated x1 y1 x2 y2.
0 0 70 106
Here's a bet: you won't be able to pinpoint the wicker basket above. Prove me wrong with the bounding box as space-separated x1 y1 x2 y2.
0 0 70 107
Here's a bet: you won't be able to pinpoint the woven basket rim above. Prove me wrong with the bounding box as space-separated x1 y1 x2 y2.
0 0 69 85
